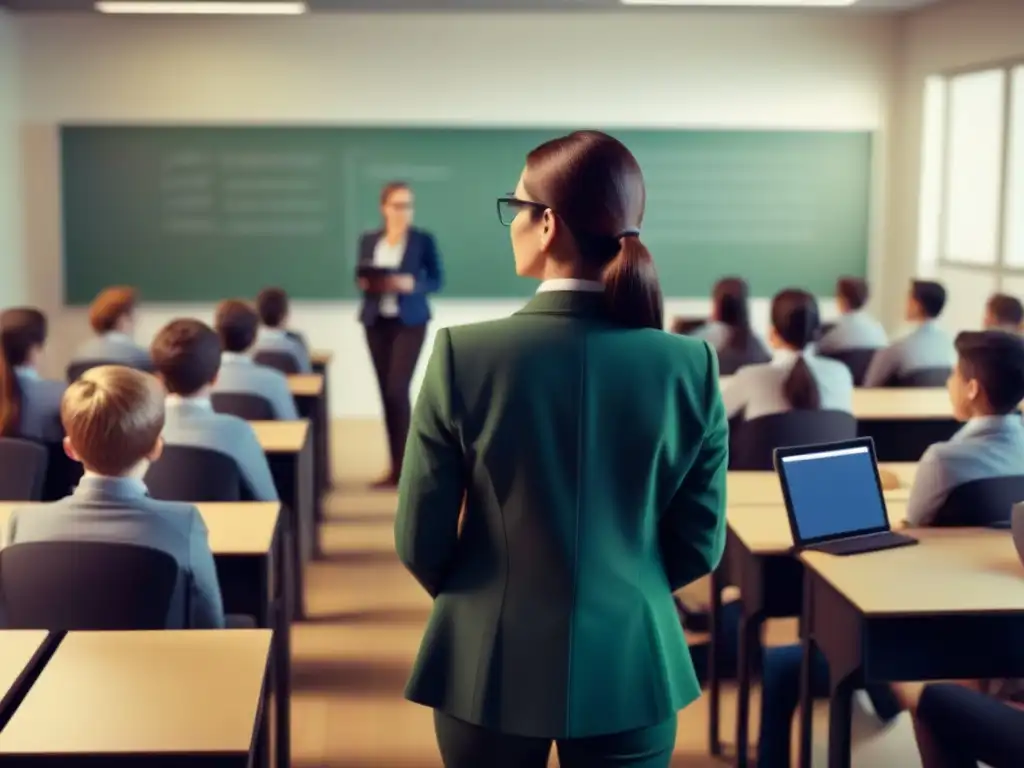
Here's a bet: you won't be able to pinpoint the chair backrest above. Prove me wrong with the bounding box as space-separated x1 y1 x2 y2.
716 337 773 376
890 367 951 388
818 348 878 387
41 442 85 502
253 350 301 375
211 392 276 421
0 541 180 630
730 410 859 471
0 439 48 501
932 475 1024 527
145 445 243 502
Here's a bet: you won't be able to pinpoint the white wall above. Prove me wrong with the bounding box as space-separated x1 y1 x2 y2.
0 10 26 307
885 0 1024 332
14 12 895 417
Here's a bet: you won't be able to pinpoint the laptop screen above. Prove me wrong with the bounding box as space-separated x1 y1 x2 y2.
777 444 889 543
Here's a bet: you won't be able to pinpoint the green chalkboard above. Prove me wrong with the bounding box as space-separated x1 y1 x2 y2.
61 126 873 304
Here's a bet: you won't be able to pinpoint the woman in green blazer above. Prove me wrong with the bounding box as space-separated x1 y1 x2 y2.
395 131 729 768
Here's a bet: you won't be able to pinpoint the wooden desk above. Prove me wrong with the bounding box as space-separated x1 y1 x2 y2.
726 463 917 506
708 501 909 764
0 503 290 768
0 631 53 730
798 531 1024 768
252 420 314 618
288 373 329 520
0 630 272 767
310 350 332 369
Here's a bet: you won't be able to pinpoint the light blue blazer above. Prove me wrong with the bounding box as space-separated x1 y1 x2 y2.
863 321 955 387
71 332 152 370
721 349 854 422
212 353 298 421
162 396 279 502
5 474 225 629
252 328 312 373
816 311 888 354
906 415 1024 527
14 367 65 442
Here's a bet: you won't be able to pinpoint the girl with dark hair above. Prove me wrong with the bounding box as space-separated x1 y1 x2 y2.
693 276 771 374
0 307 65 441
394 131 728 767
721 288 853 422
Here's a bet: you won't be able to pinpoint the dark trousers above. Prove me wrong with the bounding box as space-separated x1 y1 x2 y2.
365 319 427 477
917 684 1024 768
434 711 677 768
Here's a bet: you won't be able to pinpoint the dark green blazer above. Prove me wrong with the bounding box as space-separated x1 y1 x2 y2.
395 290 728 739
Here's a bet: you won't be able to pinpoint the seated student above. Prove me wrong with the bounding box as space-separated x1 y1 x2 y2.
151 318 279 502
984 293 1024 334
71 286 152 370
863 279 955 387
905 330 1024 526
0 308 65 442
692 276 771 374
6 365 225 629
253 287 312 373
722 289 853 422
816 276 888 354
212 300 299 420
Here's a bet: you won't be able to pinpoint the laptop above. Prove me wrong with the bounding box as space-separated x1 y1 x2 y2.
774 437 918 556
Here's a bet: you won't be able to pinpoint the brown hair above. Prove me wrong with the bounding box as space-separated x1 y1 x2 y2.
522 131 662 329
836 277 869 312
911 279 947 319
712 277 753 352
61 365 165 475
955 330 1024 414
0 308 48 437
771 289 822 410
89 286 137 334
150 319 222 396
214 299 259 353
380 181 411 207
987 293 1024 329
256 287 289 328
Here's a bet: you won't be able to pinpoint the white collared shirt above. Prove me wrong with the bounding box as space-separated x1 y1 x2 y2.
536 279 604 294
374 236 407 317
221 351 250 364
102 331 135 344
14 365 38 380
165 394 213 410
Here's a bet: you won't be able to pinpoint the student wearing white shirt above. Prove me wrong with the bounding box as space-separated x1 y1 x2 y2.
356 181 444 488
253 287 312 373
0 307 66 442
816 276 888 354
71 286 152 371
690 277 771 375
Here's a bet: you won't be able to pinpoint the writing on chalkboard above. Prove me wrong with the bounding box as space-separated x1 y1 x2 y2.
160 150 330 237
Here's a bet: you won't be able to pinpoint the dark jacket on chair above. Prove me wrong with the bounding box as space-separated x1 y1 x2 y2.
395 289 728 740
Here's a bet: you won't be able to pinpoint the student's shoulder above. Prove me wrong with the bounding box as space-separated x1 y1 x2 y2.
814 353 855 381
141 496 205 526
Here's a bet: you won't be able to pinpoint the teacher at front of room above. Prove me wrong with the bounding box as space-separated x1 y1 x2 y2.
356 181 444 489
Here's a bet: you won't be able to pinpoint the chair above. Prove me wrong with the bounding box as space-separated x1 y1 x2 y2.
254 350 301 375
145 445 243 502
717 338 773 376
729 410 858 471
819 348 878 386
0 541 179 630
0 439 49 501
211 392 276 421
42 442 84 502
890 367 951 387
932 475 1024 528
285 329 309 351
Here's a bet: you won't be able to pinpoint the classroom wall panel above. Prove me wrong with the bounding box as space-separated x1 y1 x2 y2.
15 12 893 417
0 10 26 307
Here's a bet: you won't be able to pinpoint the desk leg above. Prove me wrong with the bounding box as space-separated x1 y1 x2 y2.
735 610 763 768
276 525 293 768
797 574 815 768
319 365 333 491
708 567 724 757
827 675 856 768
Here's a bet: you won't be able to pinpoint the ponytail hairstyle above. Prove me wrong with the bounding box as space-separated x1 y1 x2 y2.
712 277 753 352
0 308 48 437
770 289 822 411
522 131 663 330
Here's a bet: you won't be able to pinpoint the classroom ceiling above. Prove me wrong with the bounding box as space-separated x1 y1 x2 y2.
0 0 941 12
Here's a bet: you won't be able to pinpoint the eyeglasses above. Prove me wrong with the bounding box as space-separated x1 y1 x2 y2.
496 196 548 227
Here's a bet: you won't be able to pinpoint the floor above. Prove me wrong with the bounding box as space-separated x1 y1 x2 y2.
289 419 924 767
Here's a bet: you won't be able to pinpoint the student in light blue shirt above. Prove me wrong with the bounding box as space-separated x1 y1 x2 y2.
212 300 298 420
71 286 152 371
0 307 65 442
6 365 224 629
816 276 888 354
722 289 853 422
863 279 955 387
151 318 279 502
691 276 771 375
984 293 1024 335
253 287 312 373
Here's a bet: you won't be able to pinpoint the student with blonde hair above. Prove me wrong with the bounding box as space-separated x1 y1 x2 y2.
6 365 225 628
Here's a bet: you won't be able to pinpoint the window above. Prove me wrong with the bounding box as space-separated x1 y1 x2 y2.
1005 67 1024 267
